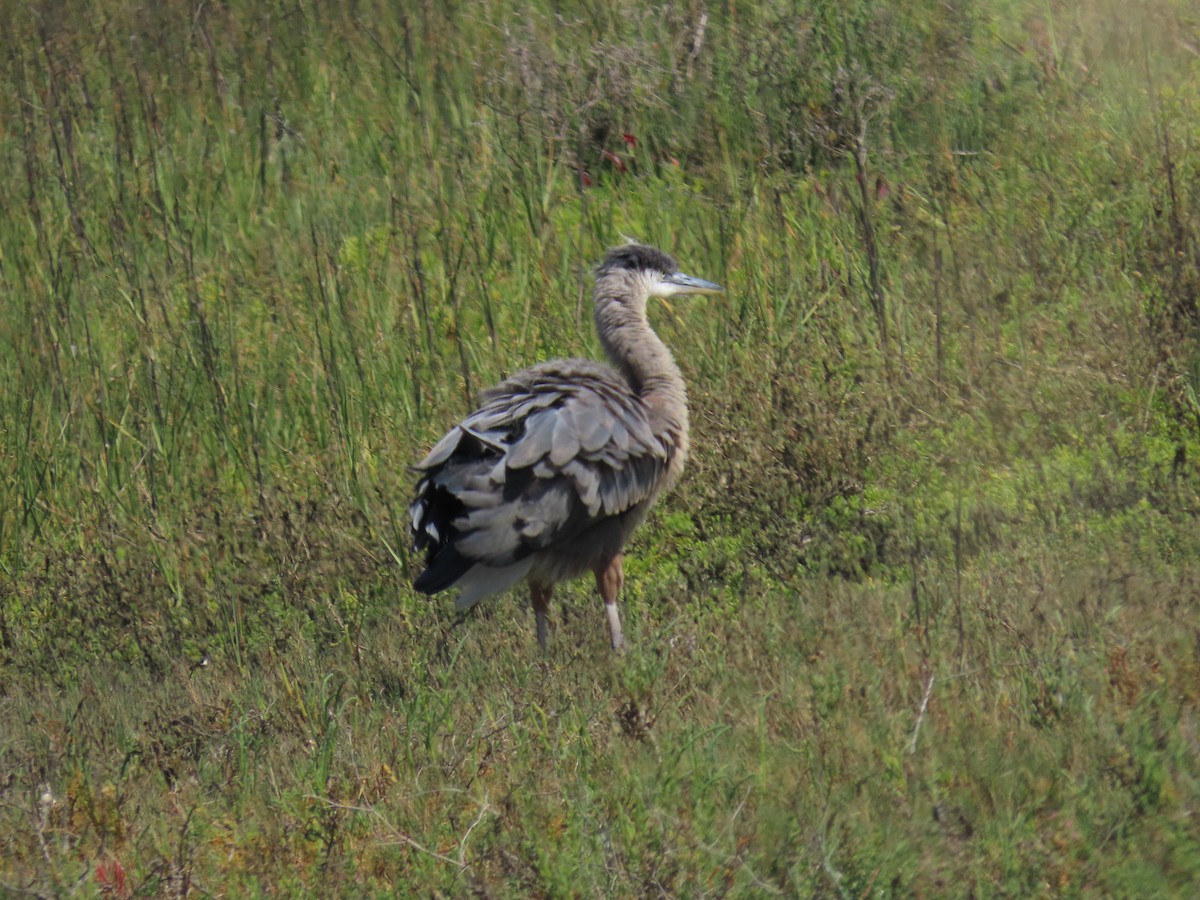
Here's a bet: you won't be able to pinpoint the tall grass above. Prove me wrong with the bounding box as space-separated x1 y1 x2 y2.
2 0 1200 894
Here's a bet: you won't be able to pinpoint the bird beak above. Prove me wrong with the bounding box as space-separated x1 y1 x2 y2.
654 272 725 300
667 272 725 294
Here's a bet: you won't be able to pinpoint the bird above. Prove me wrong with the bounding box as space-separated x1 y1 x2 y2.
409 243 723 651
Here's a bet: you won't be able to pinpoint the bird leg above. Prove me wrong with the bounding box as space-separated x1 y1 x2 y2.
530 583 552 652
594 555 625 650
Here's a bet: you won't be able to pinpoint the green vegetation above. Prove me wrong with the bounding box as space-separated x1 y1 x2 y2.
2 0 1199 894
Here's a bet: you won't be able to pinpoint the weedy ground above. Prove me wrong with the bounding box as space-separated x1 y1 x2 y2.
2 0 1199 895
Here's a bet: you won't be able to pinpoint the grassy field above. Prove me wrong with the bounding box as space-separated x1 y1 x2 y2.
2 0 1200 895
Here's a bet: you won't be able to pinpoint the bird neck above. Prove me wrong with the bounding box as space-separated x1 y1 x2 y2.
594 284 689 439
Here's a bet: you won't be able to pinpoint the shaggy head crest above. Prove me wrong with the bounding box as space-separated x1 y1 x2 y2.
597 243 677 278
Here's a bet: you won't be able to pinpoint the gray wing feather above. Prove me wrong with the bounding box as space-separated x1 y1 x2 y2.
602 468 632 512
549 412 582 467
576 409 612 453
416 427 465 471
604 417 631 458
506 410 555 469
456 506 523 559
563 458 602 515
461 424 507 450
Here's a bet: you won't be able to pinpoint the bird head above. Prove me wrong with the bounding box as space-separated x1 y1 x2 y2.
597 243 724 316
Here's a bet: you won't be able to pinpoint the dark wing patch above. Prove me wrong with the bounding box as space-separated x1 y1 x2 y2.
409 361 673 593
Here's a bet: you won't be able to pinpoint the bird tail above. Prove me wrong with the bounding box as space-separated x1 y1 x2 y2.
413 545 532 610
413 544 471 594
451 559 533 609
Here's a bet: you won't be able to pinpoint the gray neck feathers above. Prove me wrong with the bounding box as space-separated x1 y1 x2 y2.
593 270 689 442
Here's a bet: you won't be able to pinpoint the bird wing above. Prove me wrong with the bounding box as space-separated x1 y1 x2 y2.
410 360 673 590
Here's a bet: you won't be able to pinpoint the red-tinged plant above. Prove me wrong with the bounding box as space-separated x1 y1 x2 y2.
600 148 628 172
96 858 129 897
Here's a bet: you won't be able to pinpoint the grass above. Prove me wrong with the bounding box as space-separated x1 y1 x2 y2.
2 0 1200 895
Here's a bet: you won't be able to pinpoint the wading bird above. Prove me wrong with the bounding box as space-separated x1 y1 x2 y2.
409 244 723 650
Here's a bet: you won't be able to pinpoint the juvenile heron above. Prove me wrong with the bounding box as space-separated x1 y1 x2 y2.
409 244 723 650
